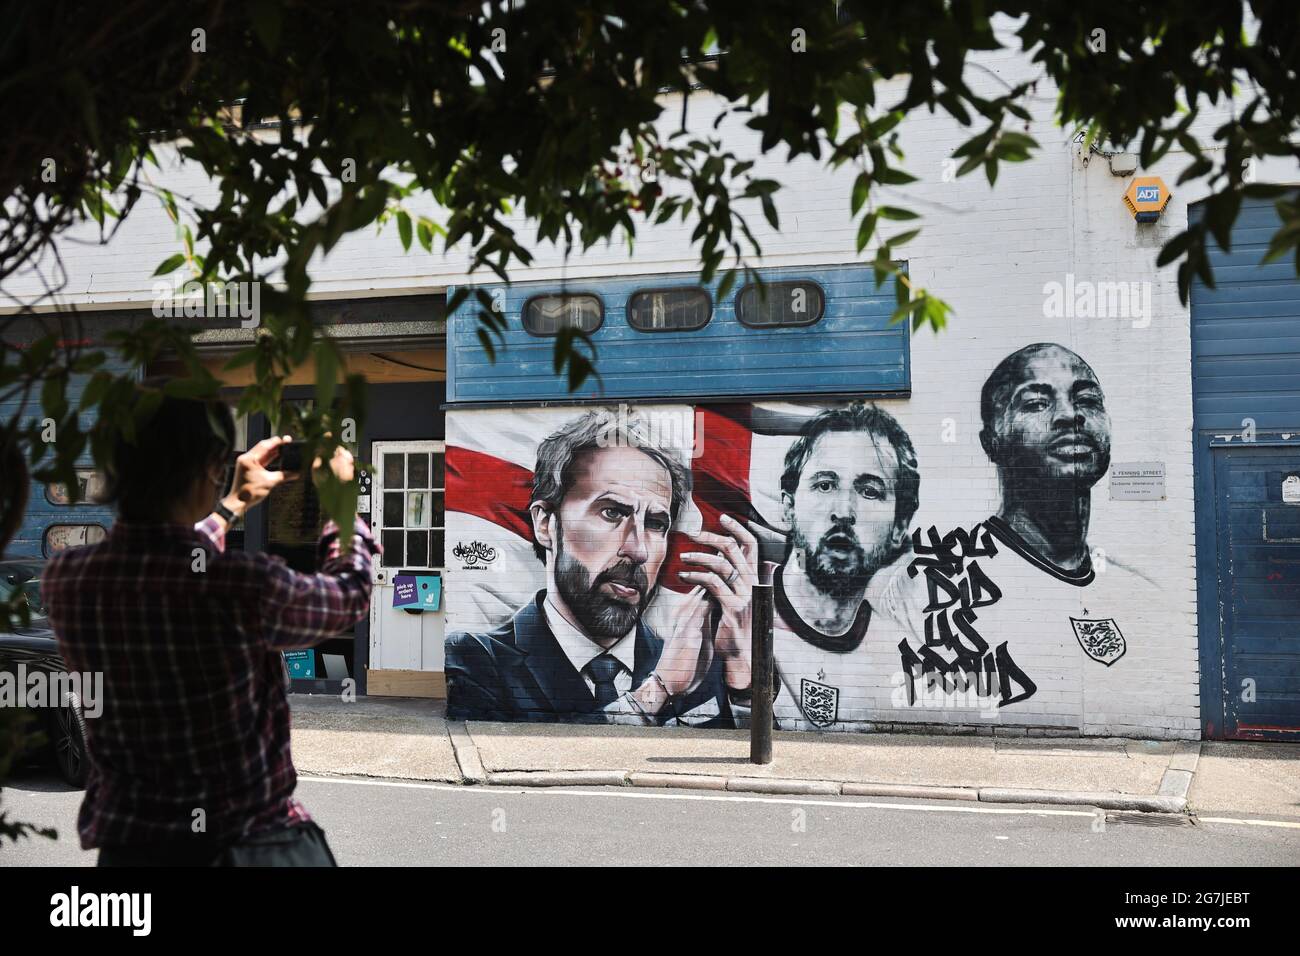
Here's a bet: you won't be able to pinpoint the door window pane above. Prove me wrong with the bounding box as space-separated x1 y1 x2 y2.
407 453 430 487
407 492 431 528
383 492 404 523
431 530 445 569
382 529 404 567
383 453 404 489
407 530 429 567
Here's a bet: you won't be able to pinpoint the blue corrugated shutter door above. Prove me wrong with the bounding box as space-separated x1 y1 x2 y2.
1192 196 1300 740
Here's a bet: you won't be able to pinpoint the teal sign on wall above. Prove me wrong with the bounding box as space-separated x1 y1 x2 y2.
393 574 441 611
284 650 315 679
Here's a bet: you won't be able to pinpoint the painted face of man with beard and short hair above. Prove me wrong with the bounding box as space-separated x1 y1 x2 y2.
980 344 1112 493
784 430 904 601
536 445 674 640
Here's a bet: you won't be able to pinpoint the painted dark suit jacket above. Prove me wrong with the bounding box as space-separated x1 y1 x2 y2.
446 590 730 725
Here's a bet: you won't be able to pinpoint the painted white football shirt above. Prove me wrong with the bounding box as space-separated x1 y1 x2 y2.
865 515 1160 728
766 565 902 731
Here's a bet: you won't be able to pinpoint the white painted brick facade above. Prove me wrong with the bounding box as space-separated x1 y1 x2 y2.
12 37 1288 740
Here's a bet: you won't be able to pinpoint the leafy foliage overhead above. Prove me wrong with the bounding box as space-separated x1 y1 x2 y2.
0 0 1296 548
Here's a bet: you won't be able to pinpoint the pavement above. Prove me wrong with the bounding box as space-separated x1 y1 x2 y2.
287 694 1300 819
8 774 1300 867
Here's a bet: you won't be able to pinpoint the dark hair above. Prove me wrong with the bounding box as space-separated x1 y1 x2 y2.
780 402 920 533
99 377 236 521
530 408 692 562
980 342 1094 434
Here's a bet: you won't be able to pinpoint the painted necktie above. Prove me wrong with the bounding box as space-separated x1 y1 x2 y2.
584 654 624 709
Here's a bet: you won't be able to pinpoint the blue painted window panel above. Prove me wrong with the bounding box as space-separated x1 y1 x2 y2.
447 264 909 404
1191 198 1300 432
2 351 138 558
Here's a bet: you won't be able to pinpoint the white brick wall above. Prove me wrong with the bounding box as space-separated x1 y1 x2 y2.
16 39 1283 739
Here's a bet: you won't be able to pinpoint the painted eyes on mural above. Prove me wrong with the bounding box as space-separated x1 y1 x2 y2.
600 504 632 524
644 513 671 534
1019 390 1104 415
598 504 670 535
811 477 883 501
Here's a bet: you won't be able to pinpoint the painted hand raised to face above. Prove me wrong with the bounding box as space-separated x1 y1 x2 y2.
677 514 760 692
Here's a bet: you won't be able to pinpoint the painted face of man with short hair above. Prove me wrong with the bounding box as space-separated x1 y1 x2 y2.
784 430 902 600
538 445 673 639
986 345 1112 488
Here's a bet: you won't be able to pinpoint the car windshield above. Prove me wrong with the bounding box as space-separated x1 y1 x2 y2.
0 566 47 621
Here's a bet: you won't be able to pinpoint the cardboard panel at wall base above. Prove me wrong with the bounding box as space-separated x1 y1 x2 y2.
442 345 1197 737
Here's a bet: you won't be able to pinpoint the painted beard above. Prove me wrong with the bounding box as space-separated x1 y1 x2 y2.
793 523 891 601
554 535 654 640
998 425 1111 488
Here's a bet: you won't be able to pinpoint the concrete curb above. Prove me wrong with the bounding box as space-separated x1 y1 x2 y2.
629 772 728 790
976 787 1187 814
465 768 1187 812
446 721 487 784
488 770 631 788
447 733 1203 813
725 776 841 795
842 782 979 801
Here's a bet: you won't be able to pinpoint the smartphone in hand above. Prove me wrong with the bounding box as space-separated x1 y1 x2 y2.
277 443 304 473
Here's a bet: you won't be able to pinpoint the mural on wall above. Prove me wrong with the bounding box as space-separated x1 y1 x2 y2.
871 342 1158 714
445 341 1159 730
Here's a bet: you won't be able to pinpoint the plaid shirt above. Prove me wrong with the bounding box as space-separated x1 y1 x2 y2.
41 513 378 849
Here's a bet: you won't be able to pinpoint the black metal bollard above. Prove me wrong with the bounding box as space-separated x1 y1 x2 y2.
750 562 776 764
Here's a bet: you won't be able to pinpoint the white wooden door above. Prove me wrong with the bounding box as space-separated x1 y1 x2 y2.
369 440 447 675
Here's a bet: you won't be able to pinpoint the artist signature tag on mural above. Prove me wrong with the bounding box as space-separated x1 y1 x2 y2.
1109 462 1165 501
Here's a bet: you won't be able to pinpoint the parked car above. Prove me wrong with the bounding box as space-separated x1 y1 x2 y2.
0 558 87 787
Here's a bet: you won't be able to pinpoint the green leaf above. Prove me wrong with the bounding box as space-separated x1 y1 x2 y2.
851 173 871 216
856 212 878 253
223 347 261 370
716 268 738 303
876 167 918 186
162 375 218 400
152 253 185 276
396 210 412 251
1156 230 1194 268
878 206 919 221
315 340 340 410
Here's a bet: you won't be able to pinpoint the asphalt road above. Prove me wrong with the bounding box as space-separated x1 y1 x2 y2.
2 769 1298 866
